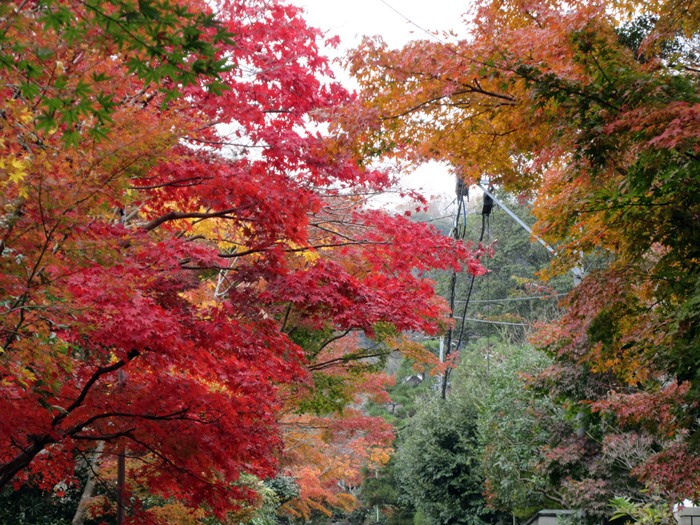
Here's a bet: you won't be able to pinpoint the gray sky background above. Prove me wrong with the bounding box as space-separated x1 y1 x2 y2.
292 0 468 49
291 0 470 200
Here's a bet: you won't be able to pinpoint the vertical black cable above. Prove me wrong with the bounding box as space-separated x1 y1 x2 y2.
441 187 493 399
440 179 468 399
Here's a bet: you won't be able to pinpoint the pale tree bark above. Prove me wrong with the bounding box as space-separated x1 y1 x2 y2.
72 441 105 525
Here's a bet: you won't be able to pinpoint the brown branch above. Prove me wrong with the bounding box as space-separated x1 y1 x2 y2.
383 84 515 120
67 408 194 437
125 434 214 487
0 435 54 489
72 430 136 441
218 240 388 259
129 176 213 190
142 208 242 231
309 351 390 372
182 137 265 148
52 357 135 429
314 329 353 355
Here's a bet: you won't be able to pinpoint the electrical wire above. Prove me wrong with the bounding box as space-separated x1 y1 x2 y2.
441 186 493 399
377 0 452 44
452 204 489 357
454 294 566 304
440 190 468 399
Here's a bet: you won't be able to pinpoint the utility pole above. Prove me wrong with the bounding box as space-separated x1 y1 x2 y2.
478 180 587 440
440 180 584 399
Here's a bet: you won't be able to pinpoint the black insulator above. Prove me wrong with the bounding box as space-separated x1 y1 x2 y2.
455 177 468 199
482 193 494 216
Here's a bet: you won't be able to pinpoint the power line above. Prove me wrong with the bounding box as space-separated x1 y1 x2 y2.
454 294 566 304
450 316 530 327
377 0 450 44
374 0 487 71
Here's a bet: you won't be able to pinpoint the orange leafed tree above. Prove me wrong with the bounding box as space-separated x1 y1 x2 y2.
277 334 397 519
347 0 700 505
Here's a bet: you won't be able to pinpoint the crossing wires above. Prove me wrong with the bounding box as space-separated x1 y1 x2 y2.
440 178 493 399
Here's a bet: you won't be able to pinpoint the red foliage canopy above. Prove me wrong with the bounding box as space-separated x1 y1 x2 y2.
0 0 480 518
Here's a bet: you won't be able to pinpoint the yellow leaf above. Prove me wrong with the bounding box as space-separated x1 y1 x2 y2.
2 157 29 186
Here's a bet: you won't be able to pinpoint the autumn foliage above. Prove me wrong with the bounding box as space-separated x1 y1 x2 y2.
0 0 482 521
348 0 700 508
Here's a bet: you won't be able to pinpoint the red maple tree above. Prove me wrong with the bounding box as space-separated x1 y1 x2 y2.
0 0 481 520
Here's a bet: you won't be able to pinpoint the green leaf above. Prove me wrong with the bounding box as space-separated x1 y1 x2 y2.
19 82 40 99
138 0 160 20
62 129 80 147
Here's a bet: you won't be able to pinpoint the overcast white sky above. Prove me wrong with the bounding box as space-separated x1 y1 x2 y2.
290 0 470 201
292 0 469 49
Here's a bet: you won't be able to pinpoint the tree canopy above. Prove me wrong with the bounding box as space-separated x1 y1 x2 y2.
347 0 700 509
0 0 482 521
5 0 700 520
